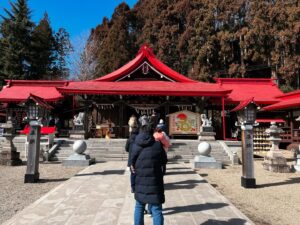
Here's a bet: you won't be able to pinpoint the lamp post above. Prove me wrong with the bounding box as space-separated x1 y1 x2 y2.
235 101 257 188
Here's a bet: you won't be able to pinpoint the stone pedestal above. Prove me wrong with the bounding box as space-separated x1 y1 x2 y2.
262 122 290 173
0 149 22 166
193 155 221 169
0 122 22 166
69 130 85 139
262 150 290 173
198 132 216 141
294 154 300 172
193 142 221 169
62 140 95 167
63 154 95 167
198 126 216 141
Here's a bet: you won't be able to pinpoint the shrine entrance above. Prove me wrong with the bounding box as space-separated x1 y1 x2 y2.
87 94 204 139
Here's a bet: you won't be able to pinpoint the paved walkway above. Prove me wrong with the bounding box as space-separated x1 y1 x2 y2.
3 162 254 225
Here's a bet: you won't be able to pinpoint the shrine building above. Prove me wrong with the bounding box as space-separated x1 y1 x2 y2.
0 45 285 141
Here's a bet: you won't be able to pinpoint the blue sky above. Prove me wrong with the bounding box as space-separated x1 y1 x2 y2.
0 0 138 39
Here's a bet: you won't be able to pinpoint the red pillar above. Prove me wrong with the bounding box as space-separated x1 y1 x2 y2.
72 95 75 117
222 97 226 140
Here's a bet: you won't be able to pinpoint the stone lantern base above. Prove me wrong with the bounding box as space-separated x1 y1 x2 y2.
0 150 23 166
262 151 291 173
294 155 300 172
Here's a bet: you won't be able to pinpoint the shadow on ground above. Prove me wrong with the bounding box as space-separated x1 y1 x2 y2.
200 218 248 225
165 179 206 190
163 202 228 215
75 170 125 176
165 170 197 176
38 178 69 183
166 167 188 170
256 177 300 188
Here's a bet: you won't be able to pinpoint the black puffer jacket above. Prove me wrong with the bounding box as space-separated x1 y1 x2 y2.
125 128 139 167
131 131 167 204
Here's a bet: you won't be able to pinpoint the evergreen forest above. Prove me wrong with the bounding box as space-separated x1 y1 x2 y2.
86 0 299 91
0 0 299 92
0 0 72 82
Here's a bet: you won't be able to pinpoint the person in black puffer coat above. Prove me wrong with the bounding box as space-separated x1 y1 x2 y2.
131 115 167 225
125 127 139 193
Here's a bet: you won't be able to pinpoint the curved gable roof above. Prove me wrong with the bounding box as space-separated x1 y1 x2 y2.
95 45 196 83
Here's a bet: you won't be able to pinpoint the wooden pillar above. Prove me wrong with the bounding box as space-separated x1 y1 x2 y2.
290 110 294 141
164 101 170 135
119 101 124 137
222 97 226 140
72 95 75 118
83 99 89 139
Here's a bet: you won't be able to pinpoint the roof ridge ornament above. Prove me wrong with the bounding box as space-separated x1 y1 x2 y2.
138 44 154 57
142 63 149 75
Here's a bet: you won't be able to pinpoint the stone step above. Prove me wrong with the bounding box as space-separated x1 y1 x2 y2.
52 139 232 164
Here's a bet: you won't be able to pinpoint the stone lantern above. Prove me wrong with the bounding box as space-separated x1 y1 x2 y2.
262 122 290 173
0 118 22 166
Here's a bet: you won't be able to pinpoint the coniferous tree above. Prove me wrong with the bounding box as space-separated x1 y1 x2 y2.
0 0 34 80
86 0 300 90
97 3 135 75
53 28 73 80
30 13 55 80
0 0 72 81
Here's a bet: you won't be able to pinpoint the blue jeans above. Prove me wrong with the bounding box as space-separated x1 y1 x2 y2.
134 200 164 225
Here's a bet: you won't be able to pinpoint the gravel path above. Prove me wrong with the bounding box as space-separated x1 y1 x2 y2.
0 163 83 224
198 160 300 225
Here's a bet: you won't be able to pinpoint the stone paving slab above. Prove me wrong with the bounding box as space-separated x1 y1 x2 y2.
2 162 254 225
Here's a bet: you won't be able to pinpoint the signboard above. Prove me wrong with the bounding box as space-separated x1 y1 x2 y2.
168 110 201 135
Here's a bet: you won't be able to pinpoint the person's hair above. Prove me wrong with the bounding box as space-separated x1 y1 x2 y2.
155 127 162 133
140 124 153 134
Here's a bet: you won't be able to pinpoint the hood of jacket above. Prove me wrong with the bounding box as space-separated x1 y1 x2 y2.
135 131 155 148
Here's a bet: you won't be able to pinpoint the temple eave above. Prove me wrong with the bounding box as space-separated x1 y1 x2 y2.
58 89 230 97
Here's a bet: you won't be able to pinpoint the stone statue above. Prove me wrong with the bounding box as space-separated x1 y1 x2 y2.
73 112 85 126
199 114 215 140
200 114 212 127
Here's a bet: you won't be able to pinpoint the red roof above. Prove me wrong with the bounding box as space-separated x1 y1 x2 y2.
58 81 230 97
262 90 300 111
95 45 196 83
215 78 283 105
58 45 231 97
0 80 66 102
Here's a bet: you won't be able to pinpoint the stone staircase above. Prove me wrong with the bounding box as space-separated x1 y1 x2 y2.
52 139 232 165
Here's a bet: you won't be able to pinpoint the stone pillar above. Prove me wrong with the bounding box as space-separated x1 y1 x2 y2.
241 124 256 188
24 122 41 183
0 121 22 166
262 122 290 173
